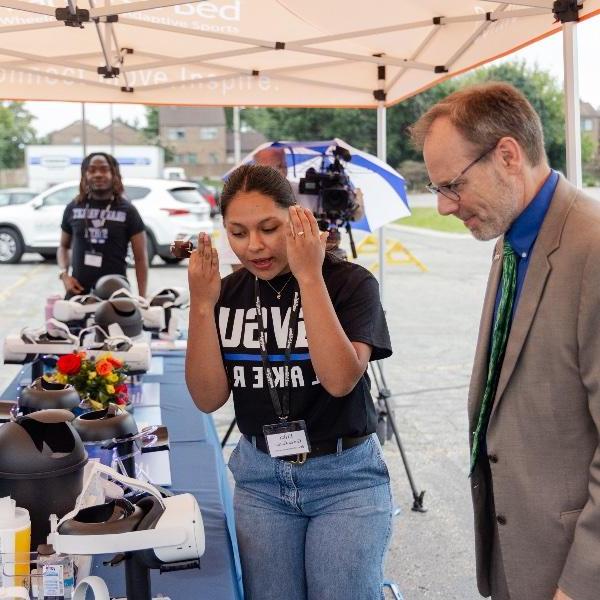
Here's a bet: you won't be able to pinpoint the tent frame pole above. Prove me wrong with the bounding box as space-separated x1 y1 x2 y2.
376 102 386 306
563 21 582 187
375 77 427 513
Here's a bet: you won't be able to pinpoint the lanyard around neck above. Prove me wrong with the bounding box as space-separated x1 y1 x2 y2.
254 276 300 421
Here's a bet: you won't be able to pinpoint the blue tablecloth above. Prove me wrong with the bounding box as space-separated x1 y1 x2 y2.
1 354 243 600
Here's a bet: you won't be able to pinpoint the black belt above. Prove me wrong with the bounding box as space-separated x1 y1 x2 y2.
247 434 369 462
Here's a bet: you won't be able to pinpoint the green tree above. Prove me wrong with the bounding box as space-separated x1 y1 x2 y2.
581 132 599 185
0 102 37 168
143 105 159 139
243 79 458 169
142 105 174 163
459 61 566 172
243 61 569 173
581 132 597 166
244 80 456 165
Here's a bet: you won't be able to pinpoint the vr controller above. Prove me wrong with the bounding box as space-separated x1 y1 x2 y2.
169 239 194 259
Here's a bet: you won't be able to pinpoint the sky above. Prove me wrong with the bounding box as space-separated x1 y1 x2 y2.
24 18 600 137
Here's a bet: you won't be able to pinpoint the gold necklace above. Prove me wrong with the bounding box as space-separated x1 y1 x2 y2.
264 275 294 300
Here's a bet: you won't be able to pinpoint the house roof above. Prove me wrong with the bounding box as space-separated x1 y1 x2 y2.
226 130 268 153
581 101 600 118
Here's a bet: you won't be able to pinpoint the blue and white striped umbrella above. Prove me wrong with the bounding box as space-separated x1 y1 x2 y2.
228 138 411 232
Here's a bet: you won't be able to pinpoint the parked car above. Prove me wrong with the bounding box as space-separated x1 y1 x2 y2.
0 179 214 264
187 180 219 217
0 188 38 206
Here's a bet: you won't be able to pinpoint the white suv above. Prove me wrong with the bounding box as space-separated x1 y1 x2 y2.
0 179 214 264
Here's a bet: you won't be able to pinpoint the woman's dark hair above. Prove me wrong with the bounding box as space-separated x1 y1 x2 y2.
76 152 124 202
219 164 295 217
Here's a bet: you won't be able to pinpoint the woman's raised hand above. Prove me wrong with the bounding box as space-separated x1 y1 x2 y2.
286 206 328 284
188 232 221 309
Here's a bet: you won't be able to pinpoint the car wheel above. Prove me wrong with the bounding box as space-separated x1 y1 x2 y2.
161 256 184 265
0 227 24 264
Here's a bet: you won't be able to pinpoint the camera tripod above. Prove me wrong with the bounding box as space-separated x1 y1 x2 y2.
370 360 426 513
220 360 426 513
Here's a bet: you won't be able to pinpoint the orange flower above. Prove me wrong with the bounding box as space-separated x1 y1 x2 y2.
106 356 123 368
95 359 113 376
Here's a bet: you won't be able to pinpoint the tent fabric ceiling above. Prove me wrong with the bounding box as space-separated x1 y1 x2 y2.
0 0 598 107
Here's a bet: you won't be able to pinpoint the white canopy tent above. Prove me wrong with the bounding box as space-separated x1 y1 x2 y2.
0 0 596 108
0 0 597 294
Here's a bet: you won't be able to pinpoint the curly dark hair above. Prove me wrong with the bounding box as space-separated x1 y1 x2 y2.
76 152 124 202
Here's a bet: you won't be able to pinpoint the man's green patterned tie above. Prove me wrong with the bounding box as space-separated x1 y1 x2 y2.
470 241 517 475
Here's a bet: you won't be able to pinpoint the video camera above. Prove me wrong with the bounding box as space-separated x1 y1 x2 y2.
298 145 358 258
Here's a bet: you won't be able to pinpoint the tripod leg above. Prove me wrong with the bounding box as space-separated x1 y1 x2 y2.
370 361 427 513
381 393 426 513
383 581 404 600
221 418 237 448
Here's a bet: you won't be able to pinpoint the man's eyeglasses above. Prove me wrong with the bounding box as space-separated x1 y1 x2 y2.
425 143 497 203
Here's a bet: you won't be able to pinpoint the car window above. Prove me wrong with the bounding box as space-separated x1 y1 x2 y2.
11 192 36 204
0 193 9 207
168 187 206 204
44 187 78 206
124 186 151 200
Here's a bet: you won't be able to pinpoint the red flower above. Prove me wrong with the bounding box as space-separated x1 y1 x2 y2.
115 384 128 395
115 396 127 406
107 356 123 368
57 353 82 376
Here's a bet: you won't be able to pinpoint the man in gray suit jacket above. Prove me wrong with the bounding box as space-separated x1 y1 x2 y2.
410 82 600 600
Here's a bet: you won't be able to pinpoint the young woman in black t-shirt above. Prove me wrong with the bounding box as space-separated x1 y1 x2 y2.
186 164 393 600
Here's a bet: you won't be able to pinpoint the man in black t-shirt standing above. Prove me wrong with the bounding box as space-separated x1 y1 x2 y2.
58 153 148 298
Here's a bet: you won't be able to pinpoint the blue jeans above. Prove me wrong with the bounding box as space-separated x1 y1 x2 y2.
228 434 393 600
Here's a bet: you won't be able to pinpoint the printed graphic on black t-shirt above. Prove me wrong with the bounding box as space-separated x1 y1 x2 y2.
61 197 145 292
216 259 392 441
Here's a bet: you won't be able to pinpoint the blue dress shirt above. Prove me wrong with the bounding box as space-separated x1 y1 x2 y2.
493 170 559 321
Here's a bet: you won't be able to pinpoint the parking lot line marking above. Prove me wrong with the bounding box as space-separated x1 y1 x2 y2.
0 265 46 303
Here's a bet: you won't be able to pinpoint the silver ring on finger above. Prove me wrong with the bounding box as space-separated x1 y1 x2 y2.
297 231 305 237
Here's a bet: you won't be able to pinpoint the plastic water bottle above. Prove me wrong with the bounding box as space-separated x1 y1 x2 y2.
36 544 74 599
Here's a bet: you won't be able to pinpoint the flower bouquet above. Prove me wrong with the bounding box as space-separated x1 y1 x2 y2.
46 351 129 410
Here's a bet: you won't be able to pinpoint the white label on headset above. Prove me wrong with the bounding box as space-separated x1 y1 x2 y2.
84 251 103 268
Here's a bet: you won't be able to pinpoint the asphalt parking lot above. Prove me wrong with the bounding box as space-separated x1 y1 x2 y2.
0 223 495 599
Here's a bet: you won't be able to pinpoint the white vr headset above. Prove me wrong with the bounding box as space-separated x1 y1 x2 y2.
3 319 151 373
49 462 205 565
52 294 104 323
53 288 189 341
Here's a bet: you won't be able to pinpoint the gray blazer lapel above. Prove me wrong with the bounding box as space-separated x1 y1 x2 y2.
489 176 577 419
468 239 503 429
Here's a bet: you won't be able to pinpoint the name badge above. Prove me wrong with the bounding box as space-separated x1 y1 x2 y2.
263 420 311 458
84 251 103 268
